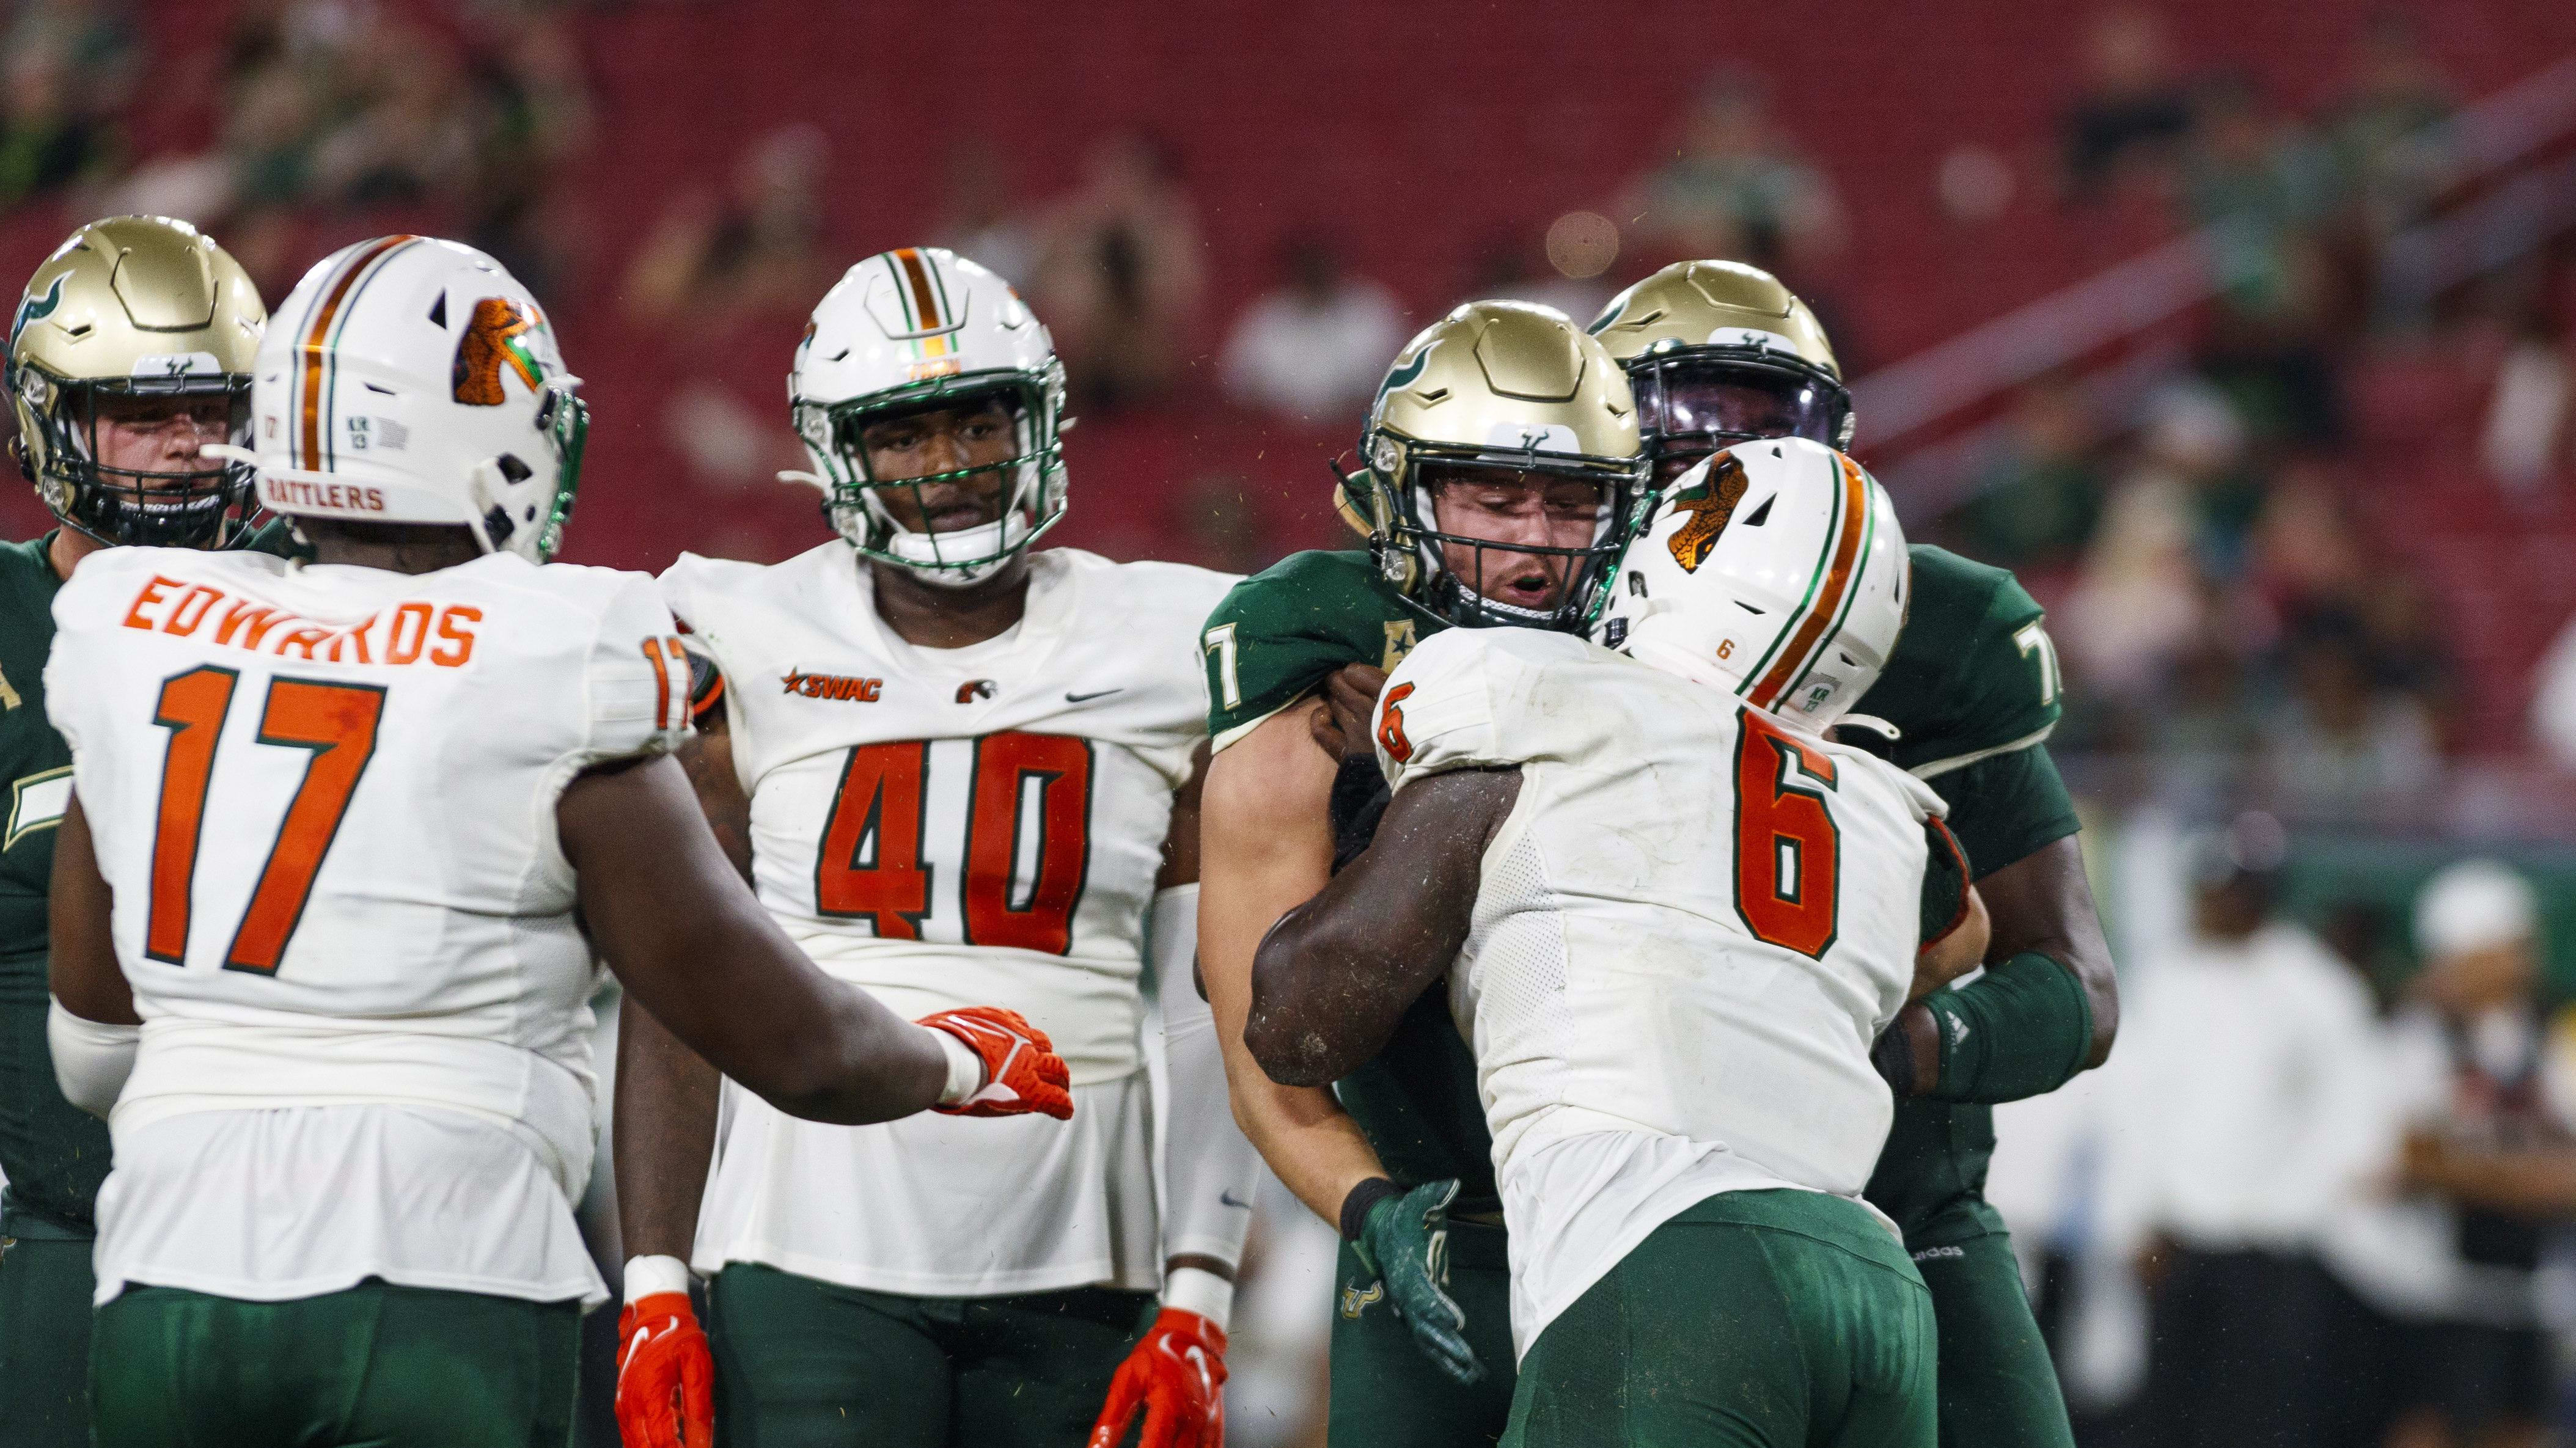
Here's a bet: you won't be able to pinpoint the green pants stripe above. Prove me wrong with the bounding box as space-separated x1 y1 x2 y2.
89 1280 581 1448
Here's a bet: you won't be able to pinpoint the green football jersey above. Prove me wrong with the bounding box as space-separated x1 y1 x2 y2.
0 532 97 1230
1200 544 2080 1234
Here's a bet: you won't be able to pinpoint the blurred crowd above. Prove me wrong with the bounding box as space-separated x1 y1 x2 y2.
6 0 593 304
1925 7 2576 836
10 4 2576 1447
1998 821 2576 1448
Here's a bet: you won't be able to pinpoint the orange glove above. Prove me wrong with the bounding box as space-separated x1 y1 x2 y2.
614 1281 713 1448
919 1006 1074 1120
1089 1307 1228 1448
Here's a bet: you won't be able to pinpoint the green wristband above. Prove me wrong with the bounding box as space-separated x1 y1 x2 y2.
1921 951 2093 1104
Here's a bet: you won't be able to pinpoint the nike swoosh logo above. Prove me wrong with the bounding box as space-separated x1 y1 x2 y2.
1220 1190 1253 1209
1065 688 1123 703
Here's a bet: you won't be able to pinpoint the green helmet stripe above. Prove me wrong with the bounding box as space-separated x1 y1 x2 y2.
1734 474 1845 698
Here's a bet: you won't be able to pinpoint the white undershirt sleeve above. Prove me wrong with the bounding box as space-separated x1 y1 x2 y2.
48 999 139 1119
1147 883 1257 1329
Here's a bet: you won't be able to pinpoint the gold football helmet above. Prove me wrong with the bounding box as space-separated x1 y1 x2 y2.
1588 260 1852 484
1338 300 1646 630
7 216 266 547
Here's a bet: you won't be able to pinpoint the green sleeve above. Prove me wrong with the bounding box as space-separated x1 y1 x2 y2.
1920 952 2094 1105
1201 550 1431 747
1925 744 2079 882
1867 547 2058 773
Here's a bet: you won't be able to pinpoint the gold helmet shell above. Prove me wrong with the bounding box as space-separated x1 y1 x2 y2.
1340 300 1647 630
8 216 266 547
1588 260 1854 463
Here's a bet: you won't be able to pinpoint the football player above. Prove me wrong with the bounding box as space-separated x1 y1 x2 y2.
1196 299 1651 1419
1249 441 1981 1447
612 246 1261 1448
1593 262 2115 1448
42 235 1073 1448
0 214 268 1448
1198 262 2117 1447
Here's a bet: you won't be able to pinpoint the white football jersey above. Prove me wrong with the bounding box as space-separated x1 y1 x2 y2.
1374 627 1942 1351
663 543 1236 1295
47 546 687 1302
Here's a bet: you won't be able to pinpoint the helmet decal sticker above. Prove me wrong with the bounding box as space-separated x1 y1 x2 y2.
1667 453 1750 572
10 275 64 348
452 298 544 406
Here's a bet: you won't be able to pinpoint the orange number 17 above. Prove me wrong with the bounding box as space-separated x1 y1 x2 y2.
145 666 386 974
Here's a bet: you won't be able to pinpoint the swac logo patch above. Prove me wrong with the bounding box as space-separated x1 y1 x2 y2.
783 670 883 702
1667 452 1750 573
452 298 545 406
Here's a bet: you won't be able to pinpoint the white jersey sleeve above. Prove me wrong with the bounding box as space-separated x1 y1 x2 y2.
1371 626 1596 786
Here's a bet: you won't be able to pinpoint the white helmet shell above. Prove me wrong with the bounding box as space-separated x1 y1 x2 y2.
1598 437 1908 733
245 235 585 561
788 247 1068 587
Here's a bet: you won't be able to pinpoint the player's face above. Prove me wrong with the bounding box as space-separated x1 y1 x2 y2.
1426 466 1605 614
89 391 235 483
859 397 1018 534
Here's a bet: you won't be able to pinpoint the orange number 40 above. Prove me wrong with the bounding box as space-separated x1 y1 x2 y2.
814 732 1094 955
145 666 385 974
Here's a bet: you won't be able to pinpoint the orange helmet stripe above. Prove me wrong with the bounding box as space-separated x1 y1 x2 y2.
892 248 944 332
296 235 418 471
1747 453 1870 711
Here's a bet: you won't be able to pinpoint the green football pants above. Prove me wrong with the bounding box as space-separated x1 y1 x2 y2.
1327 1198 2072 1448
0 1210 95 1448
1911 1226 2075 1448
706 1261 1154 1448
1503 1190 1936 1448
89 1279 581 1448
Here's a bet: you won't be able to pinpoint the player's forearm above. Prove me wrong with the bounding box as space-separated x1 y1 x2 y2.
1198 716 1397 1227
2415 1144 2576 1216
614 992 721 1262
1977 833 2118 1068
1247 902 1430 1086
1247 769 1513 1086
1225 1051 1392 1226
567 755 950 1123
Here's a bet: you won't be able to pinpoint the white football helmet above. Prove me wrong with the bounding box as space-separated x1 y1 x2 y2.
1596 437 1908 733
785 247 1067 587
235 235 586 561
